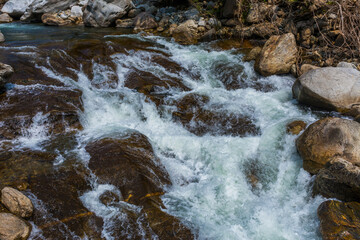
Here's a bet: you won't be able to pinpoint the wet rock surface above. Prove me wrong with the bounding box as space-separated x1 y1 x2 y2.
172 93 259 137
28 163 104 239
286 120 307 135
0 87 83 140
86 132 170 205
318 200 360 240
86 132 194 239
296 117 360 174
314 158 360 202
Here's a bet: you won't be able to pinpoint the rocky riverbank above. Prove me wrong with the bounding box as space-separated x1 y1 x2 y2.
1 0 360 239
1 0 359 71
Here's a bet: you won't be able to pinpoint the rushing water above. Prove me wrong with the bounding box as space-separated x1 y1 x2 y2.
0 23 325 240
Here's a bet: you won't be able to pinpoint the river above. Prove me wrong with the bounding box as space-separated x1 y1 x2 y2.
0 23 325 240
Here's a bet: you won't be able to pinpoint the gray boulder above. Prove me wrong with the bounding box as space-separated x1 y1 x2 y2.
83 0 133 27
21 0 77 21
293 67 360 116
1 0 34 18
314 158 360 202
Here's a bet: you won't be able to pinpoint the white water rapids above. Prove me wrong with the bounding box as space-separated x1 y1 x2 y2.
1 24 326 240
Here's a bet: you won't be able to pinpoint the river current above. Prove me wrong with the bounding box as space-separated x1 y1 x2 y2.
0 23 325 240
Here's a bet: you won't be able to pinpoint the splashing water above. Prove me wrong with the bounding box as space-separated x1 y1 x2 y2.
0 24 325 240
15 112 50 150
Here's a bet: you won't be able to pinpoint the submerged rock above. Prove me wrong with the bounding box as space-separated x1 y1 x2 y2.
86 132 170 204
286 120 307 135
83 0 133 27
0 213 31 240
173 93 259 137
1 187 33 218
293 67 360 117
314 158 360 202
25 154 103 239
318 200 360 240
255 33 297 76
0 87 83 140
296 117 360 174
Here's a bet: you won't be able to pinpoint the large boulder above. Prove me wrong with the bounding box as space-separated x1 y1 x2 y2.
296 117 360 174
1 0 34 18
172 20 199 45
1 187 33 218
292 67 360 116
314 158 360 202
83 0 133 27
21 0 77 20
255 33 297 76
0 213 31 240
318 200 360 240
